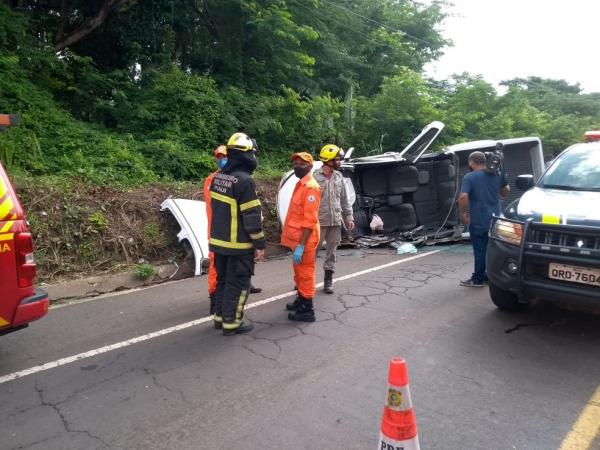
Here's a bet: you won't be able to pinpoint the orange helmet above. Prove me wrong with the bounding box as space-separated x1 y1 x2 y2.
214 145 227 158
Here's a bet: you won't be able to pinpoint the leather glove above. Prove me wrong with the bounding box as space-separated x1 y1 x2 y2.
293 244 304 264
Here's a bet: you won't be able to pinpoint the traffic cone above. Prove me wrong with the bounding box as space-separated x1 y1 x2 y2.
377 357 420 450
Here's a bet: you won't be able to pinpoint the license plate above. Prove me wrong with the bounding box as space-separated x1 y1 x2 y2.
548 263 600 287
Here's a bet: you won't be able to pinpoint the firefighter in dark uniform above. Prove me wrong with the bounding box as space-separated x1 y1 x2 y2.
210 132 265 336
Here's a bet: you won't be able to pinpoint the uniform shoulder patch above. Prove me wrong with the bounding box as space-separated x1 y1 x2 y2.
307 194 316 203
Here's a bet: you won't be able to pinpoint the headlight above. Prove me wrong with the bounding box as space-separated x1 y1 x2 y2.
491 219 523 246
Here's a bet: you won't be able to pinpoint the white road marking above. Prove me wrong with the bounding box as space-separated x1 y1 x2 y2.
0 250 440 385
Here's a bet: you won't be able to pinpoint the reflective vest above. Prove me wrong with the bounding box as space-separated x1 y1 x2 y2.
209 169 266 255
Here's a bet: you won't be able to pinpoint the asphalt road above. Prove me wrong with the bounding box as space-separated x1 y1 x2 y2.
1 245 599 450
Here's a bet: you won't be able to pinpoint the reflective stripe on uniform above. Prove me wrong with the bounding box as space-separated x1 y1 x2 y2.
249 231 264 240
221 290 250 330
213 315 223 323
235 290 249 322
209 238 253 250
210 191 238 244
222 321 242 330
240 199 261 211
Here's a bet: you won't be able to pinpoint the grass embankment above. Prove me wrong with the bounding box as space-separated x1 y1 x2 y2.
15 175 282 283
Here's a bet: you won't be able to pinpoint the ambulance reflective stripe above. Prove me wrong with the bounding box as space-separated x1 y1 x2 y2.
0 195 15 221
0 219 16 233
240 199 261 211
0 174 7 198
0 316 10 327
0 233 14 242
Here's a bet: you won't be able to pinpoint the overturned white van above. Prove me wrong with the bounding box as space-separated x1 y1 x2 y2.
277 122 545 244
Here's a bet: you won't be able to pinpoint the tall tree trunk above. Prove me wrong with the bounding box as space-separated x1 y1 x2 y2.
54 0 130 51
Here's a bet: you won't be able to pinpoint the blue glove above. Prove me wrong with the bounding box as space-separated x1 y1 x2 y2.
293 244 305 264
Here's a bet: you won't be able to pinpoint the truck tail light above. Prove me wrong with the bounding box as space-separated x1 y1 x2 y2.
15 232 36 288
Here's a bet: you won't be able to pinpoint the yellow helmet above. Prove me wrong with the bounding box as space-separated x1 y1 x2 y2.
226 132 255 152
319 144 344 162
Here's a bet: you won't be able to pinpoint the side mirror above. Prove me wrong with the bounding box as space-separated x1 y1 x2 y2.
516 174 534 191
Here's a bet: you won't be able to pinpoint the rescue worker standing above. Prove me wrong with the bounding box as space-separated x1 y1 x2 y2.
204 145 262 315
314 144 354 294
203 145 228 314
210 133 265 335
282 152 321 322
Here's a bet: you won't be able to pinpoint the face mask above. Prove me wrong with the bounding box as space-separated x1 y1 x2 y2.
217 158 228 169
294 166 311 179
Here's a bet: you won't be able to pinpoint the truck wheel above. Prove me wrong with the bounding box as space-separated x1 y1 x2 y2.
489 282 527 311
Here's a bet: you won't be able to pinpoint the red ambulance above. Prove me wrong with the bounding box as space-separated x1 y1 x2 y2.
0 114 49 335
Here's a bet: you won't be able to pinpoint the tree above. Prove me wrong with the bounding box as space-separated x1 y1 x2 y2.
8 0 136 50
353 70 441 153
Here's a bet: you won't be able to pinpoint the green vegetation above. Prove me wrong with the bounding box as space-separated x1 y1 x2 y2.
134 263 155 281
1 1 599 281
1 1 599 187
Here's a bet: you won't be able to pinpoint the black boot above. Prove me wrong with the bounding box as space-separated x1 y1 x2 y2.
288 300 316 322
222 321 254 336
212 311 223 329
323 270 334 294
250 285 262 294
209 293 216 315
286 296 303 311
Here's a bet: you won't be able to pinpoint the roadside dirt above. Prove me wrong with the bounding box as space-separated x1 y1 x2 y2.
16 176 282 283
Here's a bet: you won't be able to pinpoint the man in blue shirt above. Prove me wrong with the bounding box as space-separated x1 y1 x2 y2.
459 151 510 287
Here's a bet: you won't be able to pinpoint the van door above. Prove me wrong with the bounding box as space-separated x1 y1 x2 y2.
399 121 445 163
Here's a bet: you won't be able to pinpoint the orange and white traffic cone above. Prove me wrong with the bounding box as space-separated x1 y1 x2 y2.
377 357 420 450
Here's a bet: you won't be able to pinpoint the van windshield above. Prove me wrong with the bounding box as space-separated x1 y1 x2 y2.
540 147 600 191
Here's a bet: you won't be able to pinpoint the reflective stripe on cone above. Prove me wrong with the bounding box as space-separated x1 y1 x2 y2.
378 432 420 450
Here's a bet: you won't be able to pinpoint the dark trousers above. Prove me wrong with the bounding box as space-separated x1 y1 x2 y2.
213 253 254 330
470 228 489 283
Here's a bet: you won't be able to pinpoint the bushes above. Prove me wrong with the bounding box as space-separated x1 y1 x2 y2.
0 27 343 184
124 68 226 150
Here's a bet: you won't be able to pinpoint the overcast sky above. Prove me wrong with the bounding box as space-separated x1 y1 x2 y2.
424 0 600 93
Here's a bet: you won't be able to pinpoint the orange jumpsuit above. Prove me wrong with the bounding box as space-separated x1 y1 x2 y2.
281 173 321 299
203 172 218 295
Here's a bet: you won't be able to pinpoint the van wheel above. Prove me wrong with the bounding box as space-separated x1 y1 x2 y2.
489 282 527 311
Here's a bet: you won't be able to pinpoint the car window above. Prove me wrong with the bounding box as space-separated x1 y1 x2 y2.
541 147 600 190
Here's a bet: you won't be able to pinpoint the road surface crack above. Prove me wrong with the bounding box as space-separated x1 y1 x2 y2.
143 368 190 404
34 379 111 448
505 319 570 334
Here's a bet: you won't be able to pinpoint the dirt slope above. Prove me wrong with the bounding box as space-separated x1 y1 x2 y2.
15 176 282 282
